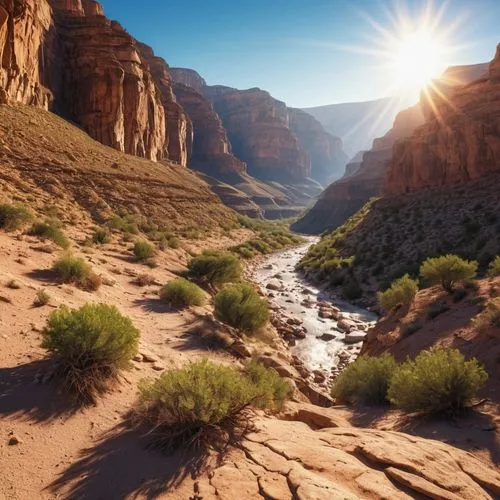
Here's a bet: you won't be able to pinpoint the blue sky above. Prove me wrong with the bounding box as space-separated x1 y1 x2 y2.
101 0 500 107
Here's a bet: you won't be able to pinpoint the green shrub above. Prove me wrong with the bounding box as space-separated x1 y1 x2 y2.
159 278 205 309
33 289 50 307
134 359 290 450
473 298 500 331
29 221 69 249
188 250 242 288
420 254 477 293
92 228 112 245
215 283 269 332
331 354 398 406
378 274 418 312
53 254 101 291
0 204 33 231
488 256 500 277
133 240 155 261
107 214 139 234
41 304 139 402
388 348 488 415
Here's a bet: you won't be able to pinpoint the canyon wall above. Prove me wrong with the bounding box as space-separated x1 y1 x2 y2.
293 104 424 234
0 0 191 165
0 0 53 108
386 48 500 194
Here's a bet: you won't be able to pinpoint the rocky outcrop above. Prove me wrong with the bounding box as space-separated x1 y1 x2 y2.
202 415 500 500
293 104 424 234
386 46 500 194
288 107 348 185
0 0 53 108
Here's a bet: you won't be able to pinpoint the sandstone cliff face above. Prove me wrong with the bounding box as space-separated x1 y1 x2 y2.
293 104 424 234
0 0 53 108
0 0 192 166
171 81 246 177
205 85 312 182
288 107 348 185
386 46 500 194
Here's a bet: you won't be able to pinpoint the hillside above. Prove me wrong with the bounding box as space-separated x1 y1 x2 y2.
0 104 234 230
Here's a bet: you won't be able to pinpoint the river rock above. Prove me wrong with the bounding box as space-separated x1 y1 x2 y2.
344 331 367 344
337 319 358 333
266 280 283 291
319 333 336 341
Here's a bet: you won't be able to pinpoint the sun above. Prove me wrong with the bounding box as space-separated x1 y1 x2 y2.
391 29 444 89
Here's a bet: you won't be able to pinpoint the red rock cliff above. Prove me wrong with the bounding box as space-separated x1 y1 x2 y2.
204 85 311 182
0 0 192 166
0 0 53 107
293 104 424 234
386 46 500 194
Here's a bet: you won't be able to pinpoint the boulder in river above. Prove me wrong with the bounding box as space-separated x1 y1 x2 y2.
344 330 367 344
266 279 283 291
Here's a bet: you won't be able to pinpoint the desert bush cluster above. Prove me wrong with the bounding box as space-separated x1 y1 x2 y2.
332 348 487 415
29 220 69 249
134 359 290 450
53 254 102 291
188 250 242 288
0 204 33 231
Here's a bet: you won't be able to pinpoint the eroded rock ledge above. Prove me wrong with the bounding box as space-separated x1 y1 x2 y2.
196 412 500 499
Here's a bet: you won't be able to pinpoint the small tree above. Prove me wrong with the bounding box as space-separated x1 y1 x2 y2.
378 274 418 312
388 348 487 415
215 283 269 332
331 354 398 405
420 254 477 293
42 304 139 402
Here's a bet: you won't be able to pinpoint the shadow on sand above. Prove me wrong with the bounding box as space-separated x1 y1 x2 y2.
47 422 224 499
0 359 79 423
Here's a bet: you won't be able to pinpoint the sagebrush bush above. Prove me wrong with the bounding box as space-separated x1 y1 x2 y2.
53 254 101 291
188 250 242 288
331 354 398 405
388 348 487 415
29 221 69 249
160 278 205 309
378 274 418 312
92 228 112 245
244 361 291 410
33 289 50 307
420 254 477 293
0 204 33 231
134 359 290 450
215 283 269 332
133 240 155 261
473 297 500 331
41 304 139 402
488 256 500 277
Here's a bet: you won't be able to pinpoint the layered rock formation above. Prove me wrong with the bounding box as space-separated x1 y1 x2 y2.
0 0 53 108
386 47 500 194
288 107 349 185
293 104 424 234
205 85 312 182
0 0 191 165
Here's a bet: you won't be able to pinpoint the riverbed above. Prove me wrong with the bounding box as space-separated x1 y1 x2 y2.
250 239 377 374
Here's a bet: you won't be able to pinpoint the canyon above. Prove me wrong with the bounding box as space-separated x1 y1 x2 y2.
294 60 491 234
0 0 351 219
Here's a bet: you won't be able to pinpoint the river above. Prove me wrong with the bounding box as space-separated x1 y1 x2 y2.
250 238 377 375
